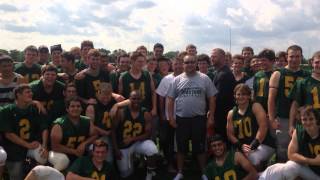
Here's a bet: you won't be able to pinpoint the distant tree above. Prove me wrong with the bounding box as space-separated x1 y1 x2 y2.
164 51 179 59
9 50 24 62
109 49 127 63
0 49 9 55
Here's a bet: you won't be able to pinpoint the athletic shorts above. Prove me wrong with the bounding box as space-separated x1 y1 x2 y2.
176 115 206 154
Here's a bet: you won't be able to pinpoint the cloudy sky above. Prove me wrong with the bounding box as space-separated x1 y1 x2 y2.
0 0 319 57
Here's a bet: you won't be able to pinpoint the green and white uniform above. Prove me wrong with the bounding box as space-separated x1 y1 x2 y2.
115 106 158 178
275 68 309 118
289 76 320 113
53 115 91 162
232 102 275 165
0 104 47 161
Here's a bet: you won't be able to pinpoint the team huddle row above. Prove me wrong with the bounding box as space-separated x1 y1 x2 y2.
0 41 319 180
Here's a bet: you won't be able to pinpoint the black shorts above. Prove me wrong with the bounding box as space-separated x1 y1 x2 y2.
176 115 206 154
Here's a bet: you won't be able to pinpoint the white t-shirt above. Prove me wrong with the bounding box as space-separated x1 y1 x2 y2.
156 73 176 120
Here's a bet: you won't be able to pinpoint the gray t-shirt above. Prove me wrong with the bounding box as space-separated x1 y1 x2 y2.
168 72 218 117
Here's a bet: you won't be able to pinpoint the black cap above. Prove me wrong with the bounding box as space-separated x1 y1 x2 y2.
50 44 62 54
0 54 13 63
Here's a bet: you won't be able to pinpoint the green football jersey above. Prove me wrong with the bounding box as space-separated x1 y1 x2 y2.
232 103 259 145
75 70 110 99
14 62 41 83
0 104 47 161
53 115 91 160
275 68 310 118
289 76 320 112
205 150 239 180
121 70 152 110
253 71 273 112
296 124 320 176
116 106 146 149
232 103 274 147
29 80 65 111
68 156 114 179
94 98 117 131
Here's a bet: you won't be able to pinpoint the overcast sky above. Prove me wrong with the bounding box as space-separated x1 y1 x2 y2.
0 0 319 58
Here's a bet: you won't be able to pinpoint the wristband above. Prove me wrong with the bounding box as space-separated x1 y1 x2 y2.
235 141 243 151
250 139 260 150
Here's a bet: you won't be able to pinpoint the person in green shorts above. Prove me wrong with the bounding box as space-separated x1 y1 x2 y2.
66 139 115 180
1 84 49 180
15 45 41 83
268 45 310 162
50 97 97 168
118 51 157 115
289 51 320 135
205 134 257 180
30 64 65 112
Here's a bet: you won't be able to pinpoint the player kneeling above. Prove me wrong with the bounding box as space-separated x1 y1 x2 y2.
204 134 257 180
111 91 158 180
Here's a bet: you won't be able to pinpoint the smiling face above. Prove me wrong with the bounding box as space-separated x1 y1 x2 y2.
0 61 14 76
312 56 320 75
210 140 226 158
24 50 38 65
43 70 57 87
18 88 33 104
92 145 108 163
66 100 82 118
132 56 146 71
88 55 100 70
129 91 142 109
287 49 302 70
234 84 251 106
183 55 197 75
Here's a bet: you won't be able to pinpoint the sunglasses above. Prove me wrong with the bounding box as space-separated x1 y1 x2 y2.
183 61 196 64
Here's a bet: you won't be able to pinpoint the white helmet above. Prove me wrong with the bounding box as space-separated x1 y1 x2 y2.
27 146 47 165
48 151 69 171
